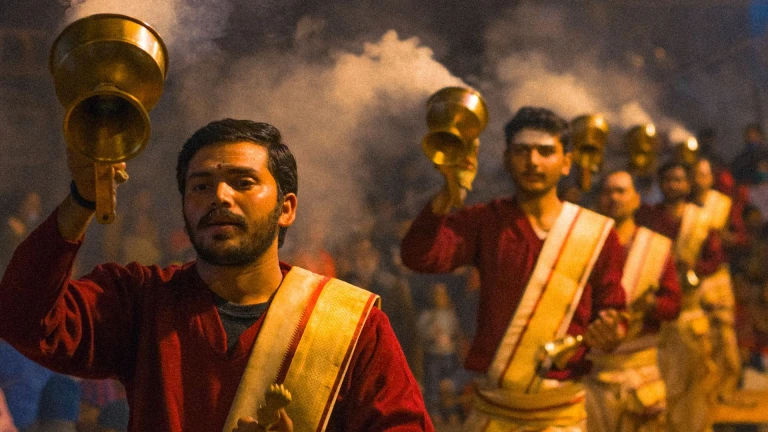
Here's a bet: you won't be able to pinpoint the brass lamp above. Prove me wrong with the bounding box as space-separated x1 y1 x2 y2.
422 87 488 207
50 13 169 223
570 114 608 191
625 124 658 177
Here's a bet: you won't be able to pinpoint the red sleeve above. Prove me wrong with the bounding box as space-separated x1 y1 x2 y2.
585 229 627 318
551 229 627 379
647 254 681 327
400 202 483 274
330 308 433 432
0 209 144 380
695 231 725 277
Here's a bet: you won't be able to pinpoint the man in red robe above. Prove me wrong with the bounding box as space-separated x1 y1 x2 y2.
0 119 431 432
586 170 681 432
636 161 725 432
401 107 627 431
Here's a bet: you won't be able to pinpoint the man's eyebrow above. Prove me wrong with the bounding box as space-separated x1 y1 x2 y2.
187 166 259 179
510 142 556 148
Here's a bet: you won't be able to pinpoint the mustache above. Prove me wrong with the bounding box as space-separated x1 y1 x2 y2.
198 208 247 229
520 171 545 177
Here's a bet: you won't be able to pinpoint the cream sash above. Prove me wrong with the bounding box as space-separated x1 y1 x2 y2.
701 190 732 231
485 202 614 393
621 227 671 305
674 203 712 268
222 267 379 432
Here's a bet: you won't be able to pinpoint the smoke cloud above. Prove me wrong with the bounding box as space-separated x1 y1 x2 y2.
486 1 694 152
179 28 465 247
61 0 231 71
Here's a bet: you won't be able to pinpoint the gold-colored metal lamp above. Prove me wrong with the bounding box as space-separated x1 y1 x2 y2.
570 114 608 191
674 136 700 167
422 87 488 207
50 13 169 224
625 124 658 177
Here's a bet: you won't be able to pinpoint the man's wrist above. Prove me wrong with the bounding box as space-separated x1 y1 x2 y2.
69 181 96 210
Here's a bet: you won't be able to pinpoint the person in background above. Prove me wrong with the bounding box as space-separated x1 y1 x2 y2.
636 161 725 432
402 106 627 431
586 171 681 432
0 342 54 431
732 123 768 186
0 191 42 273
96 399 129 432
418 282 463 424
28 375 81 432
0 388 17 432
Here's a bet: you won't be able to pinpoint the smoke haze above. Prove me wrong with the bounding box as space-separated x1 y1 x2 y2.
0 0 763 258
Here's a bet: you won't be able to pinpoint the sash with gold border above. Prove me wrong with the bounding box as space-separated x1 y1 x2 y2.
621 227 671 305
485 202 613 393
222 267 379 432
702 190 732 231
674 203 712 268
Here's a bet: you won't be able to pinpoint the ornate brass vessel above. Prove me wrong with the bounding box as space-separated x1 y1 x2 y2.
625 124 658 177
422 87 488 207
570 114 608 191
50 13 168 223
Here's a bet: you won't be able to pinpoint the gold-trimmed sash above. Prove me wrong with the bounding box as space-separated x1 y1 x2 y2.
486 202 614 392
702 190 732 231
621 227 671 304
675 203 711 268
222 267 378 432
467 382 586 430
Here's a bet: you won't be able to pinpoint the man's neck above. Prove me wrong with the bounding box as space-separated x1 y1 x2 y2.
692 188 710 206
517 189 563 233
196 248 284 305
662 198 687 220
614 216 637 246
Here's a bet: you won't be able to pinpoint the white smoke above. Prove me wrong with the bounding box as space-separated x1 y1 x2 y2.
487 0 692 148
179 29 465 245
61 0 231 70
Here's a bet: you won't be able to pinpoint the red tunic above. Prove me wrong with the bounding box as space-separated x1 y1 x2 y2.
635 203 725 277
0 210 432 432
400 198 627 380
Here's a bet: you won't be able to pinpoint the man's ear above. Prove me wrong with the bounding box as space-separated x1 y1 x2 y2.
278 193 297 228
561 150 573 177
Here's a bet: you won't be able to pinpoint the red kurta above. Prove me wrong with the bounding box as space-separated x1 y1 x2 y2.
0 210 432 432
635 203 726 277
400 198 627 380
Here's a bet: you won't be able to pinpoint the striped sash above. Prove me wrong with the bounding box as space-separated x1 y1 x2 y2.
675 203 712 268
622 227 671 305
223 267 379 432
701 190 731 231
486 202 613 393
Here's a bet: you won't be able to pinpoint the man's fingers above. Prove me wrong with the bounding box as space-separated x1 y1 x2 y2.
234 417 264 432
270 408 293 431
114 166 129 184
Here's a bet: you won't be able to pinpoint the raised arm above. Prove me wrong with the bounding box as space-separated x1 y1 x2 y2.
0 149 137 379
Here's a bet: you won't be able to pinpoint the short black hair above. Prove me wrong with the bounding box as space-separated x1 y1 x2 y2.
657 160 688 181
503 106 570 151
176 119 298 247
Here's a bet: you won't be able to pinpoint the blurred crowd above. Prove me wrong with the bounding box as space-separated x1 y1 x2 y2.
5 122 768 431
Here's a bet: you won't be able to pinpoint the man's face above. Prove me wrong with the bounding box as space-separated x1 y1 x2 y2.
598 171 640 221
504 129 572 197
182 141 294 266
692 160 714 194
660 166 691 203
